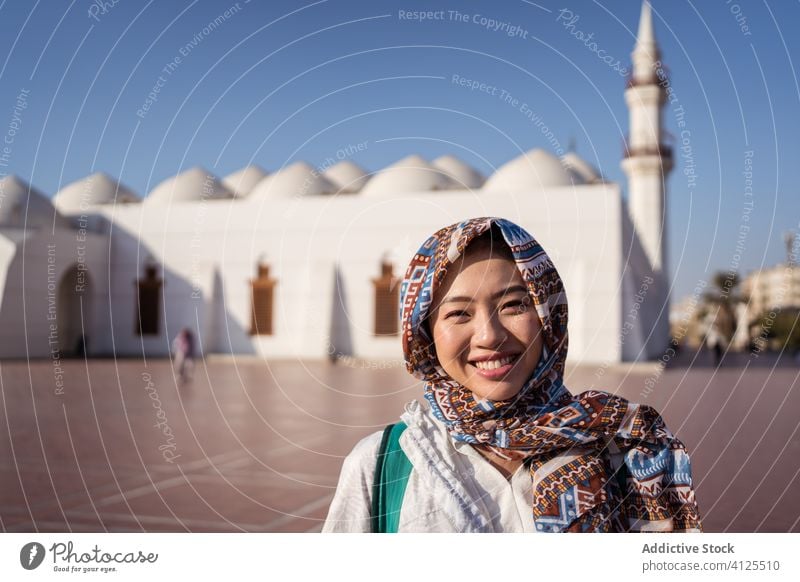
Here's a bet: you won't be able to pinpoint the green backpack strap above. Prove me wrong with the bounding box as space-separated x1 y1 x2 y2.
371 422 412 533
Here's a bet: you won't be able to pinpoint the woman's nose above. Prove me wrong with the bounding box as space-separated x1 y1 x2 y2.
474 310 508 347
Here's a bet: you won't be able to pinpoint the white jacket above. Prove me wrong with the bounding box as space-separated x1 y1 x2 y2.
322 399 542 533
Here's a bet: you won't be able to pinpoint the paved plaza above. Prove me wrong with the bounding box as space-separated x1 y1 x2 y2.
1 352 798 532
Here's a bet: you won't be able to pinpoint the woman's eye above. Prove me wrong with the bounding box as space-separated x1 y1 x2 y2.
503 300 528 313
444 310 469 320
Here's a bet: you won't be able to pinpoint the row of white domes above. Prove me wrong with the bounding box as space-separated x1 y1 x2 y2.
0 149 602 225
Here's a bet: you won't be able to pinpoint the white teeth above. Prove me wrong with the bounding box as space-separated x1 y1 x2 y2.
474 356 514 370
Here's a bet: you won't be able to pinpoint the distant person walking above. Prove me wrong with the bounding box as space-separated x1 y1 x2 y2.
75 334 87 358
171 328 195 382
706 325 725 366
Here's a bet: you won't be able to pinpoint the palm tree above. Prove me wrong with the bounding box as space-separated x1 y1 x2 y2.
702 271 741 344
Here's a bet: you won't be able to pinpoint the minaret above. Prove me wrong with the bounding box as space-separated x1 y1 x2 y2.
621 0 672 274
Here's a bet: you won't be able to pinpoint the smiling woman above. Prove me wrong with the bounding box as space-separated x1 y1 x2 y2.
322 217 703 533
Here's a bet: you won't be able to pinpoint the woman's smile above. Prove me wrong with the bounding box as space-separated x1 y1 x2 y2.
470 353 520 377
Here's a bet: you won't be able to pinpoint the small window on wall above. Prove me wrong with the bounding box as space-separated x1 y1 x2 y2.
135 263 162 336
372 259 399 336
250 262 277 336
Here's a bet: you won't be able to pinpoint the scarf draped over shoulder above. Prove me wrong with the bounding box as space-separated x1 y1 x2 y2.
399 217 702 532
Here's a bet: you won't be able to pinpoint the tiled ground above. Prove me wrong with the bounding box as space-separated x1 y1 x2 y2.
1 352 798 532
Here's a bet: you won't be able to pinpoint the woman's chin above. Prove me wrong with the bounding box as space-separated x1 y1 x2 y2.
460 365 520 399
468 381 524 402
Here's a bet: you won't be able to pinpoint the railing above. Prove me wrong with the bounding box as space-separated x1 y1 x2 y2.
622 142 673 159
626 64 670 89
626 75 660 88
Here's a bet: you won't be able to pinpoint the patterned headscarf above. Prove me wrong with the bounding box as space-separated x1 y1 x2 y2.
400 217 702 532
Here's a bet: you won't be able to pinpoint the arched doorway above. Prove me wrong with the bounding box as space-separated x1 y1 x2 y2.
58 264 92 357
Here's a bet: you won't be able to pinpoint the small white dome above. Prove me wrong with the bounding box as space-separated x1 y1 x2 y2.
0 175 69 229
361 155 454 196
53 172 139 213
323 160 370 193
249 161 337 199
222 165 268 198
146 167 234 204
483 149 579 192
431 155 485 189
561 152 602 184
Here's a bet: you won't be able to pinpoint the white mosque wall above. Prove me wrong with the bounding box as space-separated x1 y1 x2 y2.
100 213 222 359
0 227 109 359
0 233 17 308
92 182 626 365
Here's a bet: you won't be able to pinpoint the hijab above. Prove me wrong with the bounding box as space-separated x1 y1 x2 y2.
400 217 702 532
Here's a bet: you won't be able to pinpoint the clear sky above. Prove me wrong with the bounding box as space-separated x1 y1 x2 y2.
0 0 798 300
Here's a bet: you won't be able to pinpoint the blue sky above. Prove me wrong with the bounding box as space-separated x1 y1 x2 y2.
0 0 798 299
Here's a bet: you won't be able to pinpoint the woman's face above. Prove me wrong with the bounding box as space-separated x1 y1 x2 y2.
429 243 544 402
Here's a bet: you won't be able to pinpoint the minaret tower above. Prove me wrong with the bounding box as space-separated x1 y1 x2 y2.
622 0 672 275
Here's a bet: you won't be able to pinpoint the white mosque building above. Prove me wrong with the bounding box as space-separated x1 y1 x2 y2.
0 2 672 365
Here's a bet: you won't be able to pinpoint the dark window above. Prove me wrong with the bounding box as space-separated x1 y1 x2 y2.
250 263 276 335
136 265 162 336
372 261 399 336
